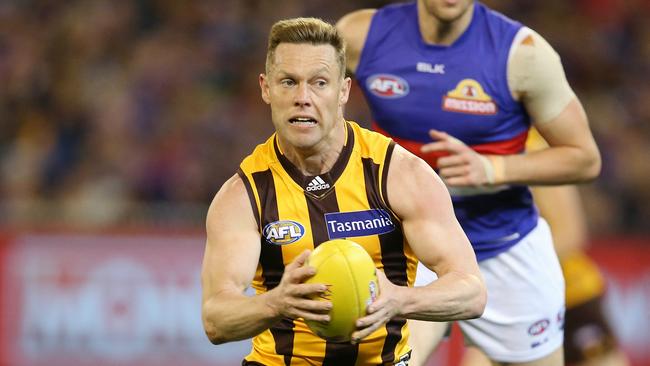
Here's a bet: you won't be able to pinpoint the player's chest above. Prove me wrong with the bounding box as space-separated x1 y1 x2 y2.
363 57 505 113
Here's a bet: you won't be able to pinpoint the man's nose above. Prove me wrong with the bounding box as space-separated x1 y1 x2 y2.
294 83 311 106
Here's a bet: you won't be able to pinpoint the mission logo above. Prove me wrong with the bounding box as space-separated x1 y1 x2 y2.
367 74 409 98
325 209 395 239
442 78 498 115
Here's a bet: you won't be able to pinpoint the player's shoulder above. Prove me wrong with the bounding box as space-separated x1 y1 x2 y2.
239 134 278 174
510 26 557 53
337 2 414 45
214 172 248 203
336 8 376 35
336 8 376 72
337 1 411 30
347 121 394 162
385 144 449 218
207 173 248 222
389 143 431 174
206 171 259 244
337 3 413 73
349 121 390 144
385 144 440 192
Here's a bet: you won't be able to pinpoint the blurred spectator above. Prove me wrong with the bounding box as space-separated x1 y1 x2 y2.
0 0 648 234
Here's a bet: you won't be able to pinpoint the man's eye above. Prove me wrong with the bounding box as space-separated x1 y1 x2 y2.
315 80 327 87
281 80 295 86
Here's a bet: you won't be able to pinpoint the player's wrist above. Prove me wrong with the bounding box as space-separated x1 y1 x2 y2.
480 155 506 185
489 155 506 184
392 285 408 317
261 289 284 320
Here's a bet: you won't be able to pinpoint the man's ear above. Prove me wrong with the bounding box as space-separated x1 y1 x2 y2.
339 76 352 105
259 73 271 104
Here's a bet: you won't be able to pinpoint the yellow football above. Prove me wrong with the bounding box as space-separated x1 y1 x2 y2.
304 239 379 342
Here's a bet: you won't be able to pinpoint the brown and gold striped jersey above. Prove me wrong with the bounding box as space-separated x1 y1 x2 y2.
237 121 417 365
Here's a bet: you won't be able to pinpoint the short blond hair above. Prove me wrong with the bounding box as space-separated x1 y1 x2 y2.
266 17 346 77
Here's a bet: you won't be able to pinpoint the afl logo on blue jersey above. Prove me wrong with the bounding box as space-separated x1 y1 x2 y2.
263 220 305 245
367 74 409 98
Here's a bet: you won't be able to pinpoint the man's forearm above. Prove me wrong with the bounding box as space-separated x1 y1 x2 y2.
490 145 600 186
400 271 486 321
202 291 280 344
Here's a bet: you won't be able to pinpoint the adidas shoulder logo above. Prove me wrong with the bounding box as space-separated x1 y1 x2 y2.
306 176 330 192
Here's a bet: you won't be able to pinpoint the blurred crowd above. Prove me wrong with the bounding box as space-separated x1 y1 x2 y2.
0 0 649 235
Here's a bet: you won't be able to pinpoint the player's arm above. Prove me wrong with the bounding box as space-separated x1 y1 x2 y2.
526 129 588 258
335 9 375 74
500 29 601 185
201 174 331 344
387 145 486 320
351 145 486 342
424 29 601 187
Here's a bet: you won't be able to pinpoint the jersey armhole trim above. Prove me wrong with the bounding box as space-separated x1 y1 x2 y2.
237 168 261 231
380 141 397 215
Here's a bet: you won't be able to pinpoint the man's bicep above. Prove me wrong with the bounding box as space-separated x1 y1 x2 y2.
202 175 261 300
534 98 597 152
387 147 475 275
403 211 475 276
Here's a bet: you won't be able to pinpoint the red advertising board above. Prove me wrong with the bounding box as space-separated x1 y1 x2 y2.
0 233 648 366
588 239 650 366
0 232 250 366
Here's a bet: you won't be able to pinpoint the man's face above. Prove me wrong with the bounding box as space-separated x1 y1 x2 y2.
420 0 474 23
260 43 351 152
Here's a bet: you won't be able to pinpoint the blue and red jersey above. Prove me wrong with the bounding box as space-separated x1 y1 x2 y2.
356 1 538 261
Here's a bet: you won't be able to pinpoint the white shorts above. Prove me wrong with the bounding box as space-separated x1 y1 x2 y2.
415 218 565 363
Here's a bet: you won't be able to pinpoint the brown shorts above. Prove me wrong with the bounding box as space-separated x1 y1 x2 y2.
242 350 411 365
564 295 619 364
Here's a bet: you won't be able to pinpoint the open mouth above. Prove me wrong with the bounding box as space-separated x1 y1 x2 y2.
289 117 317 126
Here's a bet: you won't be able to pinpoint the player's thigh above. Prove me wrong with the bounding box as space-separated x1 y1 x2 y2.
408 320 448 366
460 219 565 363
460 346 494 366
510 347 564 366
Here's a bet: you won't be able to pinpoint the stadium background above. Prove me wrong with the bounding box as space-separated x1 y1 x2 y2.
0 0 648 365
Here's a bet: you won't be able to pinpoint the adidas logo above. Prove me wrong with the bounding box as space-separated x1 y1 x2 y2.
306 176 331 192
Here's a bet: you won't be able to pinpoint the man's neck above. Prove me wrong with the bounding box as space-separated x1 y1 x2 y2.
278 122 346 176
417 2 475 46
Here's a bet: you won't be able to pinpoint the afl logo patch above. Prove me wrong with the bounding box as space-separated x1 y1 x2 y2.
528 319 550 336
263 220 305 245
367 74 409 98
